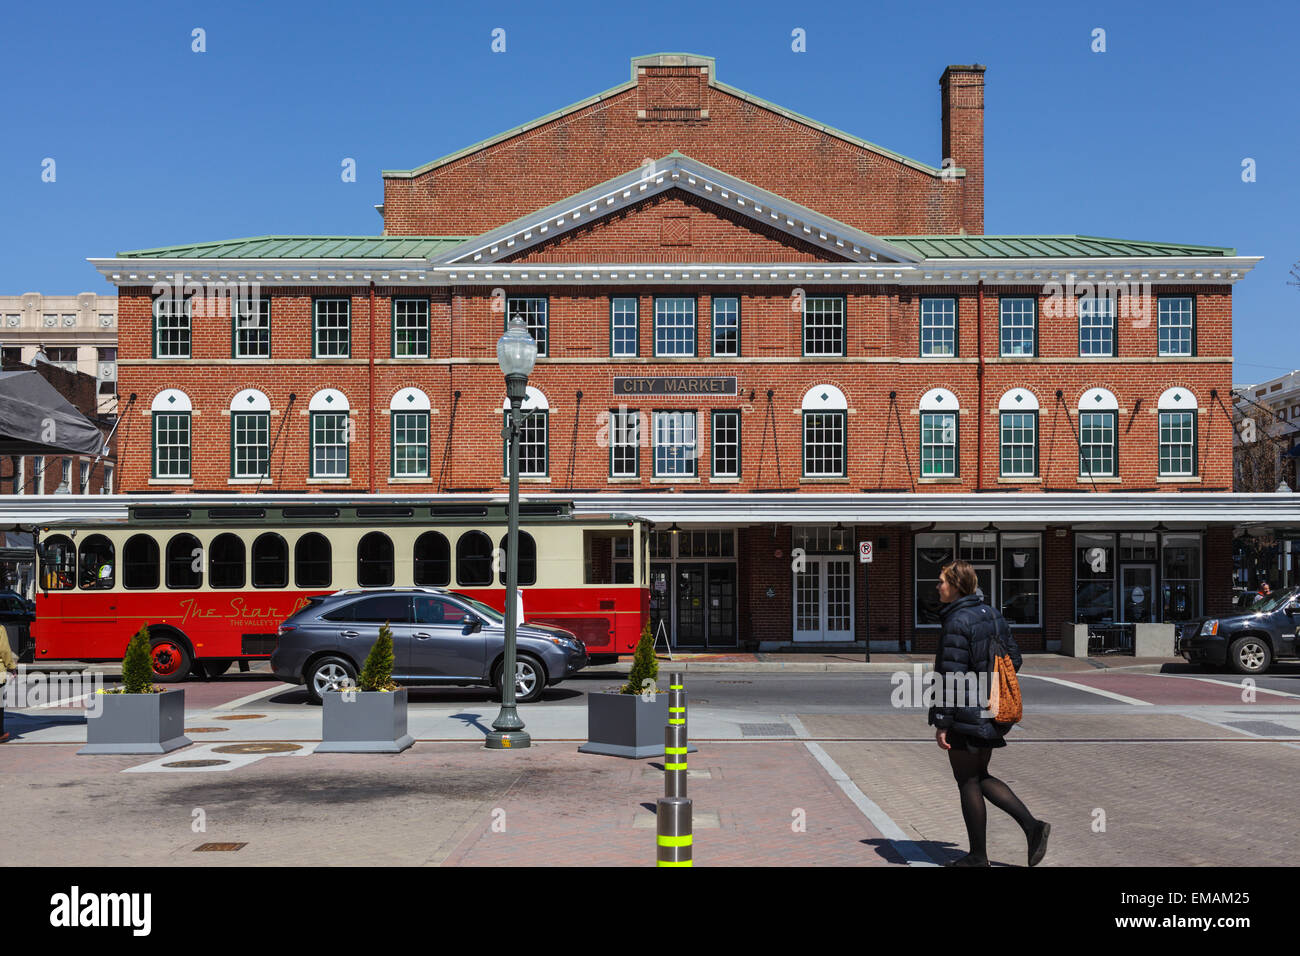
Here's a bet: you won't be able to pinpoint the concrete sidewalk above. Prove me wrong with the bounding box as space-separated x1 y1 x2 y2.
586 652 1183 674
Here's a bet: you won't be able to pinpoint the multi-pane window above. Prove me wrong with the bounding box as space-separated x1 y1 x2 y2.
999 297 1036 356
920 412 957 477
803 296 845 356
999 412 1037 477
712 297 739 356
654 297 696 356
711 410 740 477
47 347 78 372
1158 411 1196 476
311 412 349 478
231 412 270 478
97 347 117 396
79 460 90 494
802 411 846 477
391 412 429 477
609 408 640 477
1078 296 1115 356
153 295 191 358
313 299 350 357
1158 297 1194 356
232 297 271 358
920 298 956 357
152 412 191 478
653 410 697 476
392 298 430 358
1079 411 1117 477
611 297 638 357
507 297 548 356
504 409 548 477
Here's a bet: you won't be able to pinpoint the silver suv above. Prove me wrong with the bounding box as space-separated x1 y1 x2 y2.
271 587 588 704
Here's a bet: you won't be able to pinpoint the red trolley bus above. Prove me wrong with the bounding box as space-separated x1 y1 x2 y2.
33 497 651 681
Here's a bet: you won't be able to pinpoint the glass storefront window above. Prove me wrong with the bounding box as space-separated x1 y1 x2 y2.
1120 532 1157 561
914 532 955 626
1000 533 1041 625
1162 533 1202 622
1076 532 1115 624
959 532 996 562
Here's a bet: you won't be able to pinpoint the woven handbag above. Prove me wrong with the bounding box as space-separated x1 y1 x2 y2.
986 635 1023 725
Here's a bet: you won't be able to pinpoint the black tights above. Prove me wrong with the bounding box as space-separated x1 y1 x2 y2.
948 746 1036 859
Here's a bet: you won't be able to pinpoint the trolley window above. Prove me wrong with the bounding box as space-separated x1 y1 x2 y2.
357 532 394 587
456 531 493 587
166 533 203 589
252 533 289 589
295 533 331 589
78 534 115 590
209 533 246 589
40 535 76 591
414 531 451 587
123 534 160 590
497 531 537 586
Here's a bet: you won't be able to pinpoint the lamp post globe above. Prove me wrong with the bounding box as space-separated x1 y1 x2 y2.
486 315 537 750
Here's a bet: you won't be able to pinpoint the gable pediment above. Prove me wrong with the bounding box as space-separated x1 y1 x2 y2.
430 153 920 266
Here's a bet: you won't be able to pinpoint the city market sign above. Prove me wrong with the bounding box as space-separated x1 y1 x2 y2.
614 376 737 396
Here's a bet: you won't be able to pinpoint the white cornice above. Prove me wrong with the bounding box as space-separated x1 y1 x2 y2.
89 256 1262 288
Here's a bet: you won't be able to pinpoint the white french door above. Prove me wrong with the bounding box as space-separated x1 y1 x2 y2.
793 556 854 642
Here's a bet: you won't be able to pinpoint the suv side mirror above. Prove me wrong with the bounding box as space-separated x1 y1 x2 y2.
462 614 482 633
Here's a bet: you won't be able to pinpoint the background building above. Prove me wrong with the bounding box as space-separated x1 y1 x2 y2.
94 53 1258 652
0 292 118 414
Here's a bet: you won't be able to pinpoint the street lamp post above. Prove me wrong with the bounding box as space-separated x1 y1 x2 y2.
485 315 536 750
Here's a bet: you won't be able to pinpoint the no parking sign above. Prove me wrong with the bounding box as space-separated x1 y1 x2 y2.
859 540 873 563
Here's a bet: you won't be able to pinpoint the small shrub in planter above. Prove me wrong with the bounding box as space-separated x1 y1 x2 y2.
79 625 191 755
317 622 413 754
579 620 668 758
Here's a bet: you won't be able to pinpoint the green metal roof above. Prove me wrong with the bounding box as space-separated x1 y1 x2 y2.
114 233 1237 262
116 235 470 259
881 235 1236 258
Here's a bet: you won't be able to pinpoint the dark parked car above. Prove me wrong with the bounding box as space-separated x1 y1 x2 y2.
1175 586 1300 674
271 587 588 703
0 590 35 660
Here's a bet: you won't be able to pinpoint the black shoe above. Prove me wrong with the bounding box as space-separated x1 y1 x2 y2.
1027 820 1050 867
944 853 990 867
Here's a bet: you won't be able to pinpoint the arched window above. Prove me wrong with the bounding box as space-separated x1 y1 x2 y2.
151 390 193 480
1078 388 1119 478
40 534 76 591
391 389 431 478
78 534 115 590
230 388 271 479
309 389 350 478
1157 387 1198 477
497 531 537 586
123 534 160 590
919 388 960 478
998 388 1040 478
295 533 331 589
414 531 450 586
502 387 549 478
801 385 847 478
456 531 493 587
357 532 394 587
209 533 246 589
252 533 289 588
166 533 203 589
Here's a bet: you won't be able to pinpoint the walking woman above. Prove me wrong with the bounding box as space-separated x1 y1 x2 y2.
928 560 1049 866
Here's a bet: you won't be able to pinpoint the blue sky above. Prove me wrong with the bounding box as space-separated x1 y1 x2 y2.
1 0 1295 381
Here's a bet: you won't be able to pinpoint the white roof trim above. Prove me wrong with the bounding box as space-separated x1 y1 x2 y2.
999 388 1040 412
230 388 271 412
390 387 431 411
308 388 349 412
920 387 959 411
430 154 921 267
151 388 191 412
802 384 847 410
1079 387 1118 411
1158 387 1198 410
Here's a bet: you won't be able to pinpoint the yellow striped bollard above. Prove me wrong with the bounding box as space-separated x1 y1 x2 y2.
668 671 686 736
665 722 688 798
656 796 692 867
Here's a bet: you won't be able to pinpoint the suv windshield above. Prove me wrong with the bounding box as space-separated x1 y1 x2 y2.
1248 589 1297 614
457 596 505 625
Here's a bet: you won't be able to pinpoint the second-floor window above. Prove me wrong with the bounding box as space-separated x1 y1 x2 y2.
920 298 956 357
712 297 739 356
153 295 192 358
803 296 845 356
999 412 1038 477
1078 296 1115 356
311 411 349 478
1158 411 1196 476
1158 296 1195 356
654 297 696 356
391 411 429 477
233 297 271 358
1079 411 1117 477
504 408 548 477
802 411 846 477
393 298 430 358
313 299 351 357
609 408 639 477
231 412 270 478
711 410 740 477
921 412 957 476
653 410 697 476
611 298 638 357
999 297 1036 356
152 412 191 479
507 297 548 356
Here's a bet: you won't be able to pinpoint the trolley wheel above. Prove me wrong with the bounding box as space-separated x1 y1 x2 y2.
494 654 546 704
1227 636 1272 676
150 636 193 683
305 655 357 705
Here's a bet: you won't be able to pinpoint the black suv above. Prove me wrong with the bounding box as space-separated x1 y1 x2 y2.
1175 586 1300 674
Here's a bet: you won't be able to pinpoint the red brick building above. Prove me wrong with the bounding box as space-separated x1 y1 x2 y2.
94 53 1261 652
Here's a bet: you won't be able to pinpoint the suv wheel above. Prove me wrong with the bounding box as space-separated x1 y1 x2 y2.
495 655 545 704
1227 636 1272 675
306 656 357 704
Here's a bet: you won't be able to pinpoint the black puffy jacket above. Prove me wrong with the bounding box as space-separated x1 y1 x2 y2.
926 591 1023 741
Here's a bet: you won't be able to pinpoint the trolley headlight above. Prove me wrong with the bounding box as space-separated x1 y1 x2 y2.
1200 619 1220 637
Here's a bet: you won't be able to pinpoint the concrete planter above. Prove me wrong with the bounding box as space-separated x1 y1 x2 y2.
578 691 669 758
79 688 191 755
317 687 414 754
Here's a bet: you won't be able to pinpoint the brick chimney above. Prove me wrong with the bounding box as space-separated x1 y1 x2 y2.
939 64 985 234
